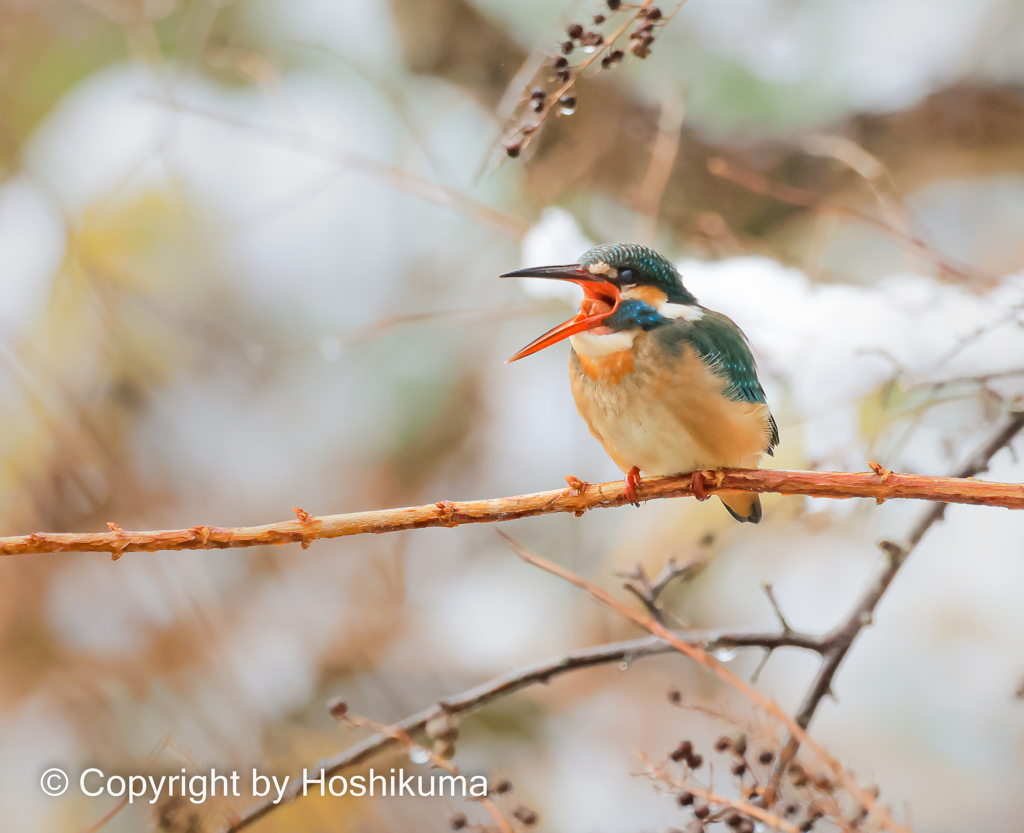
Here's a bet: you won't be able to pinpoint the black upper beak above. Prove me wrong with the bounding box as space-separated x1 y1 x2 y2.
500 264 605 282
500 263 622 362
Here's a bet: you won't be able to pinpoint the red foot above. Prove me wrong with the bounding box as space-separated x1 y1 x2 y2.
625 466 642 507
690 470 709 502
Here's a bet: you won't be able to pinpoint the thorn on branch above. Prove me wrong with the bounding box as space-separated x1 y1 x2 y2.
435 501 458 525
293 506 311 522
878 540 905 563
564 474 588 496
867 461 893 480
761 582 794 634
190 525 211 546
106 522 127 561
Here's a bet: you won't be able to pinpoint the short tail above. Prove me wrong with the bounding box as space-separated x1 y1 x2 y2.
719 493 762 524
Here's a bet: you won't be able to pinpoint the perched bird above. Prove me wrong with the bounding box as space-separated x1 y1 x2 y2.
503 243 777 523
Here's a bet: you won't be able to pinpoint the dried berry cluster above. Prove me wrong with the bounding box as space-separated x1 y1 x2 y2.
448 778 537 830
504 2 671 158
669 733 780 832
660 688 889 832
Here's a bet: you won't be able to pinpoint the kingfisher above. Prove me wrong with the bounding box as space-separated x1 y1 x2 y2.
502 243 777 523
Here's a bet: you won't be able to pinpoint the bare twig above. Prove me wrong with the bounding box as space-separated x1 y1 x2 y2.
707 156 993 286
763 410 1024 803
500 533 908 833
617 556 700 623
220 626 825 833
634 94 686 243
3 463 1023 557
143 96 528 238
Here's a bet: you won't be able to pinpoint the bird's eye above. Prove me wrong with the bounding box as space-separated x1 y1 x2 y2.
619 268 633 283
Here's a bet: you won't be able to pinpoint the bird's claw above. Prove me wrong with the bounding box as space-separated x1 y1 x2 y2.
625 466 642 507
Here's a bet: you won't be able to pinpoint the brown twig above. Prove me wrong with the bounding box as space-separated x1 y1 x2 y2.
707 156 993 286
617 556 701 624
220 626 826 833
500 534 908 833
3 462 1023 557
762 410 1024 803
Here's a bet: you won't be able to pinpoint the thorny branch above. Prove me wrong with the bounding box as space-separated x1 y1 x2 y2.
219 414 1023 832
2 461 1023 556
222 626 829 832
503 534 908 833
762 409 1024 803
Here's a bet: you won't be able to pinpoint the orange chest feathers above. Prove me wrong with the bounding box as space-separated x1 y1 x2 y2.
575 350 634 385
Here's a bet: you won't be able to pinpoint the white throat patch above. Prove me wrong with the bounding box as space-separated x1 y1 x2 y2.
569 329 635 357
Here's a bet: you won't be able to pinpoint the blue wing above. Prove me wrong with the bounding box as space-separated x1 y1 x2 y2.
658 310 779 454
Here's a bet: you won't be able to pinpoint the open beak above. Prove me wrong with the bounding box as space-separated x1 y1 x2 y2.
501 264 620 362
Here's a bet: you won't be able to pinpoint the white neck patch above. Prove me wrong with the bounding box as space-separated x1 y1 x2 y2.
659 302 704 321
570 329 635 357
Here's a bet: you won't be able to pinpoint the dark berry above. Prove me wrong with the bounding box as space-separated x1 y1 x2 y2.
450 813 468 830
694 805 711 820
714 736 731 752
758 750 774 765
678 791 695 807
567 22 584 39
505 143 521 158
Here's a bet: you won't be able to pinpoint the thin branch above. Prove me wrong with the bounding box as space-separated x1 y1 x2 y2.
617 556 700 623
763 410 1024 803
707 156 994 287
3 462 1023 557
219 627 823 833
500 533 908 833
142 96 528 238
